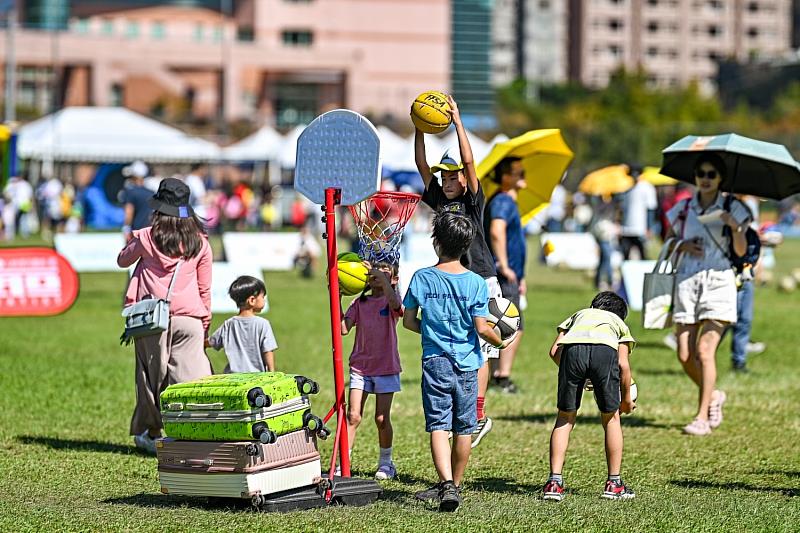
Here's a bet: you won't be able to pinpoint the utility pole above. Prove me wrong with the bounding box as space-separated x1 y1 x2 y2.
4 2 16 123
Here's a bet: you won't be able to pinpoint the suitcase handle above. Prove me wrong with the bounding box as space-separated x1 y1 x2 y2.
180 458 214 467
164 402 184 411
185 402 225 410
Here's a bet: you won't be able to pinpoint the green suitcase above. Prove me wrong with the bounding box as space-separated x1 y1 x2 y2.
160 372 325 443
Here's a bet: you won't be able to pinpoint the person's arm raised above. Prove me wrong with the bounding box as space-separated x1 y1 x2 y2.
447 94 479 194
414 129 435 190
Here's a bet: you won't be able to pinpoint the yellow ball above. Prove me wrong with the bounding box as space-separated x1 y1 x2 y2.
410 91 452 134
542 240 555 257
337 253 368 296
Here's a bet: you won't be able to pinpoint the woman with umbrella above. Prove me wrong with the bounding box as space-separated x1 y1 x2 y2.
664 153 750 436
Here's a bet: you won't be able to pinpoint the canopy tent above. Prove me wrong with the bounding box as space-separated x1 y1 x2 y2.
223 124 284 161
18 107 220 163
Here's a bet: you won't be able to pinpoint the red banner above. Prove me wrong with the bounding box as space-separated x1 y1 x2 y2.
0 247 79 316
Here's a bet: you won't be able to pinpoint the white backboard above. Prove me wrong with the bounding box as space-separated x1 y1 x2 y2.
294 109 381 206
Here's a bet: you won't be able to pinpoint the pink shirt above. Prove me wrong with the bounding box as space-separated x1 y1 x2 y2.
117 227 212 331
344 295 402 377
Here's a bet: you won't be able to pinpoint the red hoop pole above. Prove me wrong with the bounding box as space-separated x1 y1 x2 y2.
324 187 351 478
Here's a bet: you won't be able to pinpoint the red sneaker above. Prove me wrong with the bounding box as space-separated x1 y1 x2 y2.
602 479 635 500
543 479 565 501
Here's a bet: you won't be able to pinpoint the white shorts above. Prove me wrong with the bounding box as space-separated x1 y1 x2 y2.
481 276 502 360
673 269 737 325
349 371 401 394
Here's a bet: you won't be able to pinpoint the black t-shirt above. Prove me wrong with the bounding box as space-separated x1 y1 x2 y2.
422 179 497 279
119 185 154 230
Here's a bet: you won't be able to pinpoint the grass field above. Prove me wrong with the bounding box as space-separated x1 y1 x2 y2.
1 236 799 532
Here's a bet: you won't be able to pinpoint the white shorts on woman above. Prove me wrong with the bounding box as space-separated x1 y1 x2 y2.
673 268 737 325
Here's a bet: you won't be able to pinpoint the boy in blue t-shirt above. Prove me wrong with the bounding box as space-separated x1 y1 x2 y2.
403 212 513 512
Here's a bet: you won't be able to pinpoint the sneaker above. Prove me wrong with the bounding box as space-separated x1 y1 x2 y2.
683 417 711 436
663 332 677 351
375 462 396 481
492 376 518 394
708 390 726 429
133 430 157 454
732 361 750 373
471 417 493 448
415 482 442 502
543 479 565 501
602 479 635 500
746 341 766 354
438 481 462 512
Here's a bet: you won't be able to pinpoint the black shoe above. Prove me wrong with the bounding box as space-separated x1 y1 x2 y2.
493 376 518 394
733 362 749 373
415 482 442 502
438 481 461 512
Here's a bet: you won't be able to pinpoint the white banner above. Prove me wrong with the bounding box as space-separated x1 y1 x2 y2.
621 260 657 312
54 233 126 272
211 262 269 314
222 232 302 271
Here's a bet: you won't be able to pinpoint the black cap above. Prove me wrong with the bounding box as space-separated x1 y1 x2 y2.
148 177 194 218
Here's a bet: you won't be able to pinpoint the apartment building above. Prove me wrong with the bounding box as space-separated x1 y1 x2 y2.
0 0 450 127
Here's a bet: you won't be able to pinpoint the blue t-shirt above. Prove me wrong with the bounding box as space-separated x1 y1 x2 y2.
119 185 154 230
485 192 526 281
402 266 489 371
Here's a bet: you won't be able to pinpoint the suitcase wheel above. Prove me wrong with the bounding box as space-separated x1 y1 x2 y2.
247 387 272 408
303 411 323 432
252 423 276 444
295 376 319 395
317 425 331 440
245 443 260 456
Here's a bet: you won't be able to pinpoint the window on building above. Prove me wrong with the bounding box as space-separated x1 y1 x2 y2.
608 18 623 31
609 44 622 57
71 17 89 34
647 46 659 57
151 21 165 40
212 25 223 43
237 26 255 42
708 0 723 8
125 21 139 38
707 25 720 37
647 0 659 5
609 0 624 4
539 0 550 9
282 30 314 46
707 50 721 60
111 83 124 107
275 83 318 127
747 27 759 38
647 20 659 33
668 48 679 58
747 1 759 12
101 18 113 35
194 23 204 42
284 0 313 3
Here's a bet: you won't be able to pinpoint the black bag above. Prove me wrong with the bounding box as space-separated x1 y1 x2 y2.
721 196 761 274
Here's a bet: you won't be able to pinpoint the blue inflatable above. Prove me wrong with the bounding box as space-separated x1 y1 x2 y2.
81 163 125 229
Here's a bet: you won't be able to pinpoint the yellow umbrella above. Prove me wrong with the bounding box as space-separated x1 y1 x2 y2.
641 166 678 186
477 129 574 225
579 164 635 197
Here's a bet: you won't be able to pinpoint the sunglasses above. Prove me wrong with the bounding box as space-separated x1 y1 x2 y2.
695 169 719 180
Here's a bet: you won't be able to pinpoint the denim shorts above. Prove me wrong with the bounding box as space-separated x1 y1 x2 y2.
349 371 401 394
421 355 478 435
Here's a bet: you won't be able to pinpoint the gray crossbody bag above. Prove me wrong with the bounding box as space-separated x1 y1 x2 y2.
120 260 183 345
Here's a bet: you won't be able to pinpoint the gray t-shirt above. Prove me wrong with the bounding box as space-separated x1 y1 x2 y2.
208 316 278 373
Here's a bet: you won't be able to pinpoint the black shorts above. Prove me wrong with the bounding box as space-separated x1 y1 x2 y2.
498 276 524 331
557 343 620 413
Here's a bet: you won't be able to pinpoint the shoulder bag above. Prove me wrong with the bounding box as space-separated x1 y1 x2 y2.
120 260 183 345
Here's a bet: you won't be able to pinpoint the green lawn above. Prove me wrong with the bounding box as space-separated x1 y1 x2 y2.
1 237 798 532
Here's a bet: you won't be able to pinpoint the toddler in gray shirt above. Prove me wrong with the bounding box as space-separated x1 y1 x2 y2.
207 276 277 372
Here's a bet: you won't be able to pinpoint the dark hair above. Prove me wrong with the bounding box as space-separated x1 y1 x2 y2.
150 211 207 259
358 261 398 302
493 157 522 183
432 212 474 260
229 275 266 308
190 163 206 173
590 291 628 320
694 153 727 180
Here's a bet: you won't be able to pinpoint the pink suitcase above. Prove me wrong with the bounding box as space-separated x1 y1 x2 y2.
156 429 319 474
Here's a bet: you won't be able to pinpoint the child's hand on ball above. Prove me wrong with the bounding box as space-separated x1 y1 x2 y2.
445 94 460 121
620 399 635 414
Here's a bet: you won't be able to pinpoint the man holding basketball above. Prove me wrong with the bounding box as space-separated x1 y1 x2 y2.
413 94 500 452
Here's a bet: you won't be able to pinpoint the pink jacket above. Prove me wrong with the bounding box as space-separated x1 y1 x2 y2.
118 226 212 331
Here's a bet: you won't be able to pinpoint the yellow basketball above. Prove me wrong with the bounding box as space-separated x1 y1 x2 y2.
410 91 452 134
337 253 368 296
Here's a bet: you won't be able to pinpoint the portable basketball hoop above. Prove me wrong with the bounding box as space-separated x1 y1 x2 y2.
348 191 421 264
291 109 384 508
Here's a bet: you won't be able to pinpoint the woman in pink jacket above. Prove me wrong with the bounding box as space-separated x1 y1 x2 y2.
118 177 213 454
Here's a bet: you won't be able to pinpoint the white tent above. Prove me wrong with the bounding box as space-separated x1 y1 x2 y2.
18 107 221 162
278 125 307 169
223 125 284 161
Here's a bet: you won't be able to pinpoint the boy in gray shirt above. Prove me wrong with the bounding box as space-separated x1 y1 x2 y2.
207 276 277 373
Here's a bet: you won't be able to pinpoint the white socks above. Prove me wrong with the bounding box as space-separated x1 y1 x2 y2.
379 446 393 465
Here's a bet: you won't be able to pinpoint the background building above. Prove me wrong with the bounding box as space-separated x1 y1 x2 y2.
452 0 495 128
1 0 451 130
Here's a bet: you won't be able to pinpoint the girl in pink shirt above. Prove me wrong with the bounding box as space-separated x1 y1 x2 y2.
340 261 402 480
117 178 213 454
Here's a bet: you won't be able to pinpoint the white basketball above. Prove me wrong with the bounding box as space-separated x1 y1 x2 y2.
779 275 797 293
486 297 521 340
630 380 638 403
